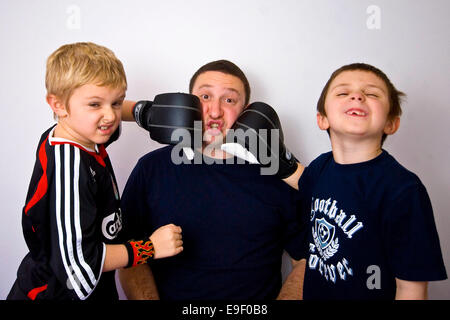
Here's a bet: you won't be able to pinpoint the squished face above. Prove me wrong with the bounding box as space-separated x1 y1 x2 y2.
191 71 246 148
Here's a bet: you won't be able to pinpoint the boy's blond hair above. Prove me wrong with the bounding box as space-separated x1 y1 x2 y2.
45 42 127 107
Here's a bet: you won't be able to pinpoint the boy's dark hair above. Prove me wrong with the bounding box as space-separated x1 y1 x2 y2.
317 63 406 145
189 59 251 106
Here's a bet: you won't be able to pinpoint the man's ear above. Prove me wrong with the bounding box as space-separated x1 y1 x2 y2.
317 112 329 131
384 116 400 135
46 94 68 118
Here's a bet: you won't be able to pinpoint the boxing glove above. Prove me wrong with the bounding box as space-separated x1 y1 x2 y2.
221 102 298 178
133 93 202 146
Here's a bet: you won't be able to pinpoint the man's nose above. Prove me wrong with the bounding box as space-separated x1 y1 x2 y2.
206 99 223 118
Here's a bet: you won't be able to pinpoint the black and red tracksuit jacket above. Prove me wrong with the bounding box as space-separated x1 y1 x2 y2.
9 125 123 300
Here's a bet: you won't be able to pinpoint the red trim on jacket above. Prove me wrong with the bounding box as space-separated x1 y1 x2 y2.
24 137 49 215
27 284 48 300
50 141 107 167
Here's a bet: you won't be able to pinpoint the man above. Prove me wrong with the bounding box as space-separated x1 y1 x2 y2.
118 60 305 299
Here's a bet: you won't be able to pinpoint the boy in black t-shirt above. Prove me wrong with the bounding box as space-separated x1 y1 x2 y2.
286 63 447 299
8 42 183 300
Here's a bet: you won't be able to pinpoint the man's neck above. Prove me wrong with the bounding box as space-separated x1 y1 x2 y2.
197 145 234 160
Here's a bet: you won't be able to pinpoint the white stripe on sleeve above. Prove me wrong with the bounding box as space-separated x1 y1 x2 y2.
72 147 101 289
55 145 86 299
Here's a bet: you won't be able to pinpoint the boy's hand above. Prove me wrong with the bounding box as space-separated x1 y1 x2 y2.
150 224 183 259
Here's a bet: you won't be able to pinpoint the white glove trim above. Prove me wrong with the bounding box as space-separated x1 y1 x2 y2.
220 143 260 164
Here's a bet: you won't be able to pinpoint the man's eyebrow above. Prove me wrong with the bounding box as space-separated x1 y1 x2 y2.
224 88 241 96
197 84 213 90
197 84 241 95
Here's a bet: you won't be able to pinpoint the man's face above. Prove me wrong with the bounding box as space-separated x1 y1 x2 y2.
191 71 246 148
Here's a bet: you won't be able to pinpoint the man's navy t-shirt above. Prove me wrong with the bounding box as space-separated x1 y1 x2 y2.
120 146 305 300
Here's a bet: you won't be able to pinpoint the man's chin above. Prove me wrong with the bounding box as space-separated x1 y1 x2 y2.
202 139 223 150
203 131 224 146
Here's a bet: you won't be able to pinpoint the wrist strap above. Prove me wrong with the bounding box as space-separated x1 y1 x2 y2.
276 148 298 179
125 239 155 268
132 100 152 128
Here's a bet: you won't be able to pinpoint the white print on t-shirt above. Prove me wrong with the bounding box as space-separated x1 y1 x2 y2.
308 197 364 283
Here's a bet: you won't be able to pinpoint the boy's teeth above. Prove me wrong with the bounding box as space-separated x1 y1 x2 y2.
211 123 219 128
347 110 365 116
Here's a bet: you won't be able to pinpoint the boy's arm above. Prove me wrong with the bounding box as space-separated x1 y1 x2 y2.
282 162 305 190
121 100 137 121
103 224 183 272
277 258 306 300
103 244 129 272
118 265 160 300
395 279 428 300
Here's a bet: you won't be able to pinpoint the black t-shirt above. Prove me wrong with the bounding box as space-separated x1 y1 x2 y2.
120 146 305 300
298 150 447 300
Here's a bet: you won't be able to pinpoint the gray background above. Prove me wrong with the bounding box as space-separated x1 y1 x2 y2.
0 0 448 299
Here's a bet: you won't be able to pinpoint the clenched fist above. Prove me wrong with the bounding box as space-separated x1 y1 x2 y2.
150 224 183 259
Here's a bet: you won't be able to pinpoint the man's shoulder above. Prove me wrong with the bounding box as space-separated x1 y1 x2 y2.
139 145 173 160
136 145 175 169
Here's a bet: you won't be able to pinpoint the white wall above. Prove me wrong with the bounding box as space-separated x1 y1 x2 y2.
1 0 448 299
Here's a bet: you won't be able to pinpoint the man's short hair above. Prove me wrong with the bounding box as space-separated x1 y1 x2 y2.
189 59 251 106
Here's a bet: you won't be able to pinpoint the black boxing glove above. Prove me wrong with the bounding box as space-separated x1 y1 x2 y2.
133 93 202 146
221 101 298 179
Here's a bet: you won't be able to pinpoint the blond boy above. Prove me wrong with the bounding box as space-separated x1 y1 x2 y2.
8 42 182 300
